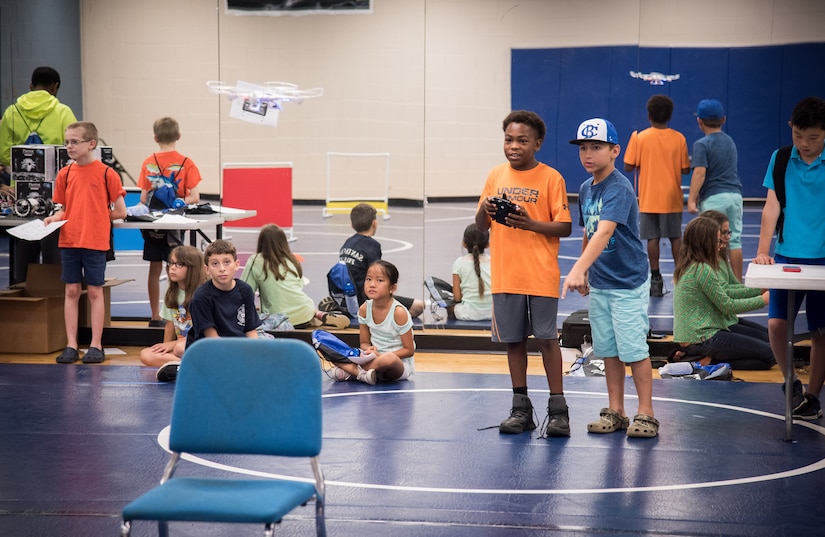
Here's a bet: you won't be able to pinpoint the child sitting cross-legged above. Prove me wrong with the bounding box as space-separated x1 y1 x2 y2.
331 260 415 385
139 245 206 382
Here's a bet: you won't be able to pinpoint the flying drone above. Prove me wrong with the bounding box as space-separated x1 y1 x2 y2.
629 71 680 85
207 80 323 127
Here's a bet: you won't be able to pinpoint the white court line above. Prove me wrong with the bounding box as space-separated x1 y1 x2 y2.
154 388 825 496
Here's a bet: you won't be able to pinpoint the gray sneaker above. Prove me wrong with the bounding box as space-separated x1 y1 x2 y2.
793 394 822 421
499 394 536 434
545 394 571 437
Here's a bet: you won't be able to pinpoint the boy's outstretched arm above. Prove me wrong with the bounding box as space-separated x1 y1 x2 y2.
562 220 617 298
687 166 706 213
111 195 127 220
754 190 780 265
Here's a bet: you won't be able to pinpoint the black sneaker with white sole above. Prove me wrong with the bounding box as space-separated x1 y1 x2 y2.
156 361 181 383
793 394 822 421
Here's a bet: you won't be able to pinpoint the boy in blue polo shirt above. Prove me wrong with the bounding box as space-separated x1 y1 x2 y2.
754 96 825 421
563 118 658 438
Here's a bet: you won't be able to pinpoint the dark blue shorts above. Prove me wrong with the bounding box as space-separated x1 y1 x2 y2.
768 254 825 331
60 248 107 287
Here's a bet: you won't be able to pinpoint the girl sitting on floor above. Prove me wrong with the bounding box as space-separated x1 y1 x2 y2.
139 245 206 381
699 209 772 344
331 260 415 385
448 223 493 321
672 217 775 370
241 224 350 330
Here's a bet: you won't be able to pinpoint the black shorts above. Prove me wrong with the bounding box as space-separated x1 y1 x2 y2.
141 229 184 262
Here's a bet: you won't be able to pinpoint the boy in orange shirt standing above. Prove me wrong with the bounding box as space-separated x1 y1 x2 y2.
45 122 127 364
624 95 690 297
476 110 573 437
138 117 202 327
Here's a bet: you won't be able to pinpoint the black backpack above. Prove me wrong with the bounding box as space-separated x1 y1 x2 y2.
772 145 792 243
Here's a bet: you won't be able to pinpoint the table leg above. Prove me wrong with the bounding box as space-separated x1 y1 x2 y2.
784 290 795 441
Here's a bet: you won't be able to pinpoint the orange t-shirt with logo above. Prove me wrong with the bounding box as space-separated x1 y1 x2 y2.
478 162 571 298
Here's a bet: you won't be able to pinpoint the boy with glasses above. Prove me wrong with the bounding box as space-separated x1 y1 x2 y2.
44 122 127 364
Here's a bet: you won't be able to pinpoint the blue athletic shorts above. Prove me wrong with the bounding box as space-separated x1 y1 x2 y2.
768 254 825 332
588 279 650 363
60 248 107 287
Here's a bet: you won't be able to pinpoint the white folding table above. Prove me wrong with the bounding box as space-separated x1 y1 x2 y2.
744 262 825 441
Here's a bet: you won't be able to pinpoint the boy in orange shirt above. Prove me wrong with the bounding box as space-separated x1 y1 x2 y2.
45 122 127 364
476 110 573 437
137 117 202 327
624 95 690 297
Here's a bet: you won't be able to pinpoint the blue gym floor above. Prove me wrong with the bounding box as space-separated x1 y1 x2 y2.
1 363 823 536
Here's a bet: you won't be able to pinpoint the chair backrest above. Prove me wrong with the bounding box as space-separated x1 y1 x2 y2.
169 338 322 457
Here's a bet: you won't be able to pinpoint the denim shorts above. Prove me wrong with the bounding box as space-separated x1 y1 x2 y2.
60 247 107 286
768 254 825 331
588 279 650 363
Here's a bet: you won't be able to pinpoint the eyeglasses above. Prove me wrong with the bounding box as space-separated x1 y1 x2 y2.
167 261 186 268
64 139 91 146
721 230 732 237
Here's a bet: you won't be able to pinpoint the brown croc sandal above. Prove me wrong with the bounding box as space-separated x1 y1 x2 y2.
587 408 630 434
627 414 659 438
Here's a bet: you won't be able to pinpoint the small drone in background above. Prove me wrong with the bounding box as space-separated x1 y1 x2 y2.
206 80 323 106
629 71 680 85
206 80 323 127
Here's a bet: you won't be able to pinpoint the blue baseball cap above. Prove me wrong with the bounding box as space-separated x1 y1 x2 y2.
696 99 725 120
569 118 619 145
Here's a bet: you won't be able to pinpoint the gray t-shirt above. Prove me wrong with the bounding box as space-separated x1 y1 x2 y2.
692 131 742 200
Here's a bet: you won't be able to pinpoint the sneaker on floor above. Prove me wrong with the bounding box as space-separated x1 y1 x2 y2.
318 296 339 312
782 379 805 410
156 361 181 382
793 394 822 421
356 366 377 385
650 275 664 297
81 347 105 364
499 394 536 434
322 312 351 330
331 367 353 382
545 394 571 437
56 347 80 364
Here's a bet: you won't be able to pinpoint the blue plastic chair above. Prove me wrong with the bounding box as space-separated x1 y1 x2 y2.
121 338 326 537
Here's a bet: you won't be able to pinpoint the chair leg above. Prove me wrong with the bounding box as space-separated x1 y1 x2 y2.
264 523 274 537
316 499 327 537
158 520 169 537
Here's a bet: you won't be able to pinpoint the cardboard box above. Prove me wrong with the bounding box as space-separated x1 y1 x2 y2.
78 275 133 328
0 264 67 354
0 265 133 354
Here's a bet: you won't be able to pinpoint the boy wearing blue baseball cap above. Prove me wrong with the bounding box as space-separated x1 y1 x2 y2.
687 99 745 281
563 118 658 438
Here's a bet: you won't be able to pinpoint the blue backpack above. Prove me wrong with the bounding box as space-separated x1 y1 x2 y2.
311 329 361 364
326 261 359 317
147 155 187 210
14 105 46 145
